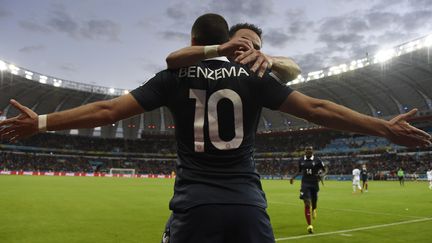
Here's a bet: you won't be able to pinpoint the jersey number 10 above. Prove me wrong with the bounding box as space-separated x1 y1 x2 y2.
189 89 244 152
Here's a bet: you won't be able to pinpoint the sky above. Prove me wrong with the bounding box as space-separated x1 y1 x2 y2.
1 0 431 90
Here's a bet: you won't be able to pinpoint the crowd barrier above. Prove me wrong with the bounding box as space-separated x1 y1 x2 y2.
0 170 173 178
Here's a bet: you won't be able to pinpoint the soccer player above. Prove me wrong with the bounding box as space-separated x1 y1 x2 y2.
361 164 369 192
161 22 301 242
1 13 431 242
397 167 405 186
352 166 362 193
427 168 432 190
290 146 328 234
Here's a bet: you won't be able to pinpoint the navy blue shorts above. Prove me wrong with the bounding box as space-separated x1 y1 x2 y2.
169 204 275 243
300 183 319 201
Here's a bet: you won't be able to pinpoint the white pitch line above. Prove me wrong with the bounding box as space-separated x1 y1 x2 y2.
270 201 424 219
275 217 432 241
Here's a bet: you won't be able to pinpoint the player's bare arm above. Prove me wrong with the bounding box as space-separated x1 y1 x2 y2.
321 165 329 176
290 169 301 184
234 50 301 80
279 91 432 147
0 94 144 142
166 37 253 69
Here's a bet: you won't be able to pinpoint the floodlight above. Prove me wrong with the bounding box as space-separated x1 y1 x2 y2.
8 64 19 74
39 75 48 84
53 79 62 87
374 49 396 63
25 71 33 80
0 60 7 71
425 35 432 47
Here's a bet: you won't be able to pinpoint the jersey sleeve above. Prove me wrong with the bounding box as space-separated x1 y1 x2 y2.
257 71 294 110
130 70 174 111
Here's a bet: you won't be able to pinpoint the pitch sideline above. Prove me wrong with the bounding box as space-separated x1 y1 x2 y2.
275 217 432 241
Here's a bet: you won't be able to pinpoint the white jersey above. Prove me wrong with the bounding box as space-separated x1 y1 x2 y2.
352 169 361 181
427 170 432 180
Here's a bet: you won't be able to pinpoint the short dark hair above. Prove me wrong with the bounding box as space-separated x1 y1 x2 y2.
191 13 229 45
229 23 262 39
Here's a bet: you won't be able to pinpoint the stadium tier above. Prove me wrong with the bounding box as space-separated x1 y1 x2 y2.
1 35 432 138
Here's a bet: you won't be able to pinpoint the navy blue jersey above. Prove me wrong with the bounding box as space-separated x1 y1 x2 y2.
130 57 293 211
361 168 368 179
298 156 325 186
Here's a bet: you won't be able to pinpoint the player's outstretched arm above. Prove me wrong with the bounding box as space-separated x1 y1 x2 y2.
165 37 253 69
0 94 144 142
279 91 432 147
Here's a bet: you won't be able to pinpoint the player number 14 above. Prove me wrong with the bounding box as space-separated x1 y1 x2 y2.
189 89 244 152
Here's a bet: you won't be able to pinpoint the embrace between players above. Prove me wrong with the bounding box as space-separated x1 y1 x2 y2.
0 13 431 243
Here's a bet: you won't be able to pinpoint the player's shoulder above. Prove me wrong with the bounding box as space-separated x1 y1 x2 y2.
158 68 179 77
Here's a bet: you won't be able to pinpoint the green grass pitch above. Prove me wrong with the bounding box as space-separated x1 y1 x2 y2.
1 176 431 242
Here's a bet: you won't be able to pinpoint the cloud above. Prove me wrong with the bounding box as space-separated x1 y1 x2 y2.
408 0 432 9
46 9 79 37
365 11 401 30
263 29 296 47
318 33 364 47
18 6 121 41
18 45 45 53
19 20 51 33
80 20 120 41
58 63 77 72
0 7 11 18
262 9 313 48
165 0 275 28
166 5 188 19
293 51 328 73
160 31 190 42
208 0 274 23
401 10 432 30
371 0 407 9
165 2 203 27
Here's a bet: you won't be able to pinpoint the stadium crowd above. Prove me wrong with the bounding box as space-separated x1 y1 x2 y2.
1 127 431 177
1 150 430 180
3 129 369 153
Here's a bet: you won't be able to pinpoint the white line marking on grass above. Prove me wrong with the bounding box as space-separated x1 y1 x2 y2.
270 201 424 219
275 217 432 241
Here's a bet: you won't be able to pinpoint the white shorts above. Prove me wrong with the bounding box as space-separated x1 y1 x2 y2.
353 179 361 186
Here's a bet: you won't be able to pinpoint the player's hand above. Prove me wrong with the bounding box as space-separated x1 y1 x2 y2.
0 99 39 142
217 37 253 59
385 109 431 147
234 49 273 77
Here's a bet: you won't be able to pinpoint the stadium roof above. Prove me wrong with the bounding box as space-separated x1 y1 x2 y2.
1 35 431 138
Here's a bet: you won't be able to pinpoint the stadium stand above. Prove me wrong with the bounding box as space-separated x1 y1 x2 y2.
1 35 432 179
